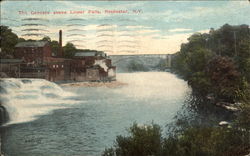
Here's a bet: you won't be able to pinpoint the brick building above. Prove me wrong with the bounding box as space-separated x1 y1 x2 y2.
13 41 65 80
0 30 116 82
14 41 52 65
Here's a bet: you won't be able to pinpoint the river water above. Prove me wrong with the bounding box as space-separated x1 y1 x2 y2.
0 72 191 156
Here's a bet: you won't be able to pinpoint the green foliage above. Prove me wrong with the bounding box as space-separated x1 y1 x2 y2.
237 39 250 82
188 72 212 95
172 52 191 79
103 122 250 156
102 123 163 156
39 37 61 56
50 40 60 56
127 60 149 72
207 56 243 102
18 38 26 43
235 103 250 131
172 24 250 102
186 48 213 73
63 42 77 58
0 25 18 58
164 126 250 156
41 36 51 42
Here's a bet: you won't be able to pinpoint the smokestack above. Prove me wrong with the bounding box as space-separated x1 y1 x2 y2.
59 30 63 57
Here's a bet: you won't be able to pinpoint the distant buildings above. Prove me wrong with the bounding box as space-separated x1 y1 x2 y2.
0 30 116 82
72 51 116 81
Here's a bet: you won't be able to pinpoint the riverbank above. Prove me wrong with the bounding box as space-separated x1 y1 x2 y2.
60 81 127 88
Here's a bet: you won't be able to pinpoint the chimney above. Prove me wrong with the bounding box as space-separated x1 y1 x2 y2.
59 30 63 57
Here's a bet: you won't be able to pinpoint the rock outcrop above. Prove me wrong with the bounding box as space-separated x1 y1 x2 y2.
0 103 9 125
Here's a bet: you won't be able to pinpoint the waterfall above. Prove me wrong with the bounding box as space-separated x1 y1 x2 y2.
0 78 78 125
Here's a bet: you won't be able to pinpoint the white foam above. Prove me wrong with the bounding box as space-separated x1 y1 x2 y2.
95 59 108 72
108 68 115 77
0 78 79 125
115 72 191 101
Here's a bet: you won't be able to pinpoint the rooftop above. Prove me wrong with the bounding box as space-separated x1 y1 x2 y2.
15 41 48 48
75 51 97 57
74 51 106 57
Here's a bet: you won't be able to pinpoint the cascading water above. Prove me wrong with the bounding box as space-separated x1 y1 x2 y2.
0 78 78 125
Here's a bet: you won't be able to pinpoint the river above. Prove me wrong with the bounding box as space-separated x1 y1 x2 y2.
0 72 191 156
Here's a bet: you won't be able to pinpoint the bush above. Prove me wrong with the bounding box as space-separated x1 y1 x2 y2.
103 122 250 156
235 103 250 131
102 123 163 156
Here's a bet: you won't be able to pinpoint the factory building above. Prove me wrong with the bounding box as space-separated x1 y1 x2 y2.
0 30 116 82
72 51 116 81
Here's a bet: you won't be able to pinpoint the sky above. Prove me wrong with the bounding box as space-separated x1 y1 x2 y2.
1 0 250 55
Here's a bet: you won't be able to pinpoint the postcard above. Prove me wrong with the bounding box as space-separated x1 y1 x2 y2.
0 1 250 156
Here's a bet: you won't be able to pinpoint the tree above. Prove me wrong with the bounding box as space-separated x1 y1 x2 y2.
50 40 60 56
186 48 213 73
172 24 250 102
171 52 190 79
18 37 26 43
237 39 250 82
207 56 245 102
0 25 18 58
235 103 250 131
63 42 76 58
102 123 163 156
103 122 250 156
41 36 51 42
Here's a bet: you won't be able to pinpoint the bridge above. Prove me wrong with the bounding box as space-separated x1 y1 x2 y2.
109 54 172 72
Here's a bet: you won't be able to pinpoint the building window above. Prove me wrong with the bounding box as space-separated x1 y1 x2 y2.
62 65 64 68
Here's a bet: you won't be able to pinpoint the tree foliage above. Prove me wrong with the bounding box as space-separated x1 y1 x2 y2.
103 122 250 156
63 42 77 58
206 56 244 102
172 24 250 102
103 123 163 156
41 36 51 42
50 40 60 56
0 25 18 58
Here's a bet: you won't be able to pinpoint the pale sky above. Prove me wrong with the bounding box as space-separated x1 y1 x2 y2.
1 0 250 55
